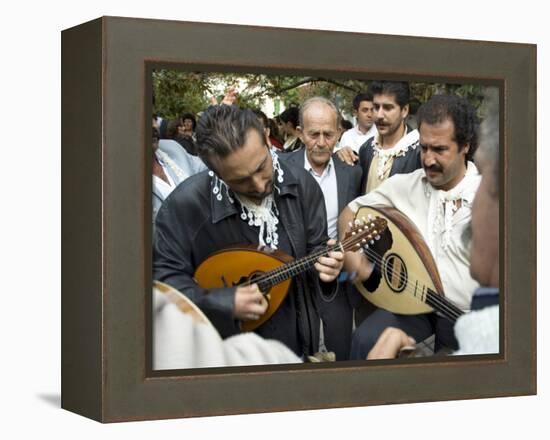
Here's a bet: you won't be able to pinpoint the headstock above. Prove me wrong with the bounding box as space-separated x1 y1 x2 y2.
342 215 387 253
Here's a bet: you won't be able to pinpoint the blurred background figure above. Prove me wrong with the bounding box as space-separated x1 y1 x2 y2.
178 112 197 141
268 118 284 150
278 106 304 153
152 119 206 226
165 118 197 156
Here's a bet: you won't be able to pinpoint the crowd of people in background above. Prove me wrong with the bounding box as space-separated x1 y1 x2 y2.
153 90 378 159
151 80 500 370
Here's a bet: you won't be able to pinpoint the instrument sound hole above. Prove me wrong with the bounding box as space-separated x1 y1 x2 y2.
362 226 393 293
382 253 407 293
236 271 271 294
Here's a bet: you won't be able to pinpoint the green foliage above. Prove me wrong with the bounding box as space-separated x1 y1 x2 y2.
152 69 489 121
152 70 211 119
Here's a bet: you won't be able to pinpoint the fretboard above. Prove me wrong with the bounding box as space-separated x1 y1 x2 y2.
425 288 464 323
249 244 342 292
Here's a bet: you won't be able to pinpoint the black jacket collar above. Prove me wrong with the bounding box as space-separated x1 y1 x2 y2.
210 159 299 224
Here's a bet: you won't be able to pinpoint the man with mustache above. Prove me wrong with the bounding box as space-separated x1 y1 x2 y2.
338 94 481 360
366 105 500 359
153 104 344 358
279 97 362 360
337 81 422 194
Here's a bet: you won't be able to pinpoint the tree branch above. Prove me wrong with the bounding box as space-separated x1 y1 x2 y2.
242 77 362 101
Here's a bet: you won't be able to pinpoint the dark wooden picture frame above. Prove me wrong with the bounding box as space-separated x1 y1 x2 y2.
61 16 536 422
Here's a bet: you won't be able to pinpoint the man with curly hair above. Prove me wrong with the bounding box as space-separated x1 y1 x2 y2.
339 94 481 360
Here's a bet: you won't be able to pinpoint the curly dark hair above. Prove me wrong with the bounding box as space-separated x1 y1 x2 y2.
367 81 410 108
416 94 479 163
195 105 266 171
179 112 197 130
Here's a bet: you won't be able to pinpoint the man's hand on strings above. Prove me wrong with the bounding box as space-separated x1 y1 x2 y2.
233 284 268 321
315 239 344 283
338 207 375 282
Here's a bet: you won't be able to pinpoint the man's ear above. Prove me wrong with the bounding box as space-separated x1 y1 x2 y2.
401 103 410 119
296 125 304 141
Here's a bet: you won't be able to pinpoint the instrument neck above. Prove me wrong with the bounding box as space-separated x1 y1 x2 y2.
256 242 343 291
425 288 464 323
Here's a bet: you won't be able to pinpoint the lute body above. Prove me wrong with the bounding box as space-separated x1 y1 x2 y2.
353 206 464 323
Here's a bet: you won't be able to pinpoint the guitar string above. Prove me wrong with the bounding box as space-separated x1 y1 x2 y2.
238 243 345 287
236 219 462 322
240 220 462 322
361 244 464 322
339 220 463 321
360 246 463 322
237 222 382 288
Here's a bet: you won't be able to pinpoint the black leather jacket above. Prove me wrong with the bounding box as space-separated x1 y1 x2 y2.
153 160 335 355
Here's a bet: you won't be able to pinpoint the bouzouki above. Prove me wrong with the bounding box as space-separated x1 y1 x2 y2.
194 216 387 331
352 206 464 323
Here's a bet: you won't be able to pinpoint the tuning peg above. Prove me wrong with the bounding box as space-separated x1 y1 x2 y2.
370 240 374 245
351 231 356 235
361 239 366 243
348 221 353 228
375 235 381 240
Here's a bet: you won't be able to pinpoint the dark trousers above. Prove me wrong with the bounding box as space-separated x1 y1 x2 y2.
317 284 355 361
349 309 458 360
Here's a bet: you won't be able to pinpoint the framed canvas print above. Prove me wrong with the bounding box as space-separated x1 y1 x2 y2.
61 16 536 422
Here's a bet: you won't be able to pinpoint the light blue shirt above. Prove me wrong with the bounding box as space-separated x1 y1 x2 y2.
304 150 339 239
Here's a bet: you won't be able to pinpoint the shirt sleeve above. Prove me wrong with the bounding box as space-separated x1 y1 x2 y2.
347 174 401 213
334 129 352 152
153 290 301 369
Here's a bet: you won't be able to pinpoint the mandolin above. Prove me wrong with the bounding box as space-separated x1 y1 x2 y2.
352 206 464 323
194 215 387 331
